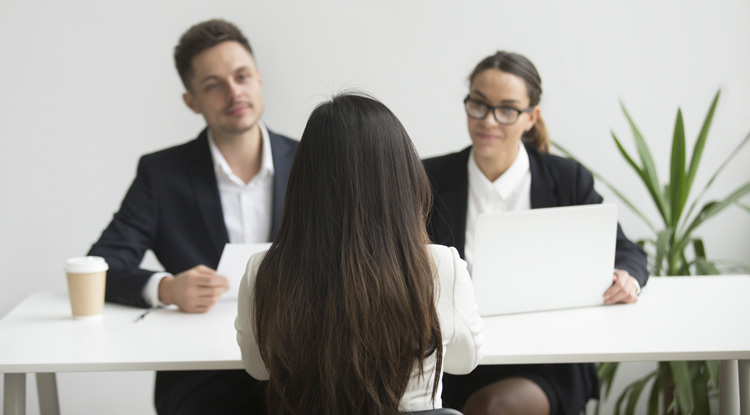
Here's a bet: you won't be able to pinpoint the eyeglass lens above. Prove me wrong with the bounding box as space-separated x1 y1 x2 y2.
465 100 521 124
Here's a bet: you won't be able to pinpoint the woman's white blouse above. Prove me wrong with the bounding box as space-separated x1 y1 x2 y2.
235 244 484 411
465 144 532 271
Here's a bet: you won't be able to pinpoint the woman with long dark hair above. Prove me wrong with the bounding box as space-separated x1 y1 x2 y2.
424 52 649 415
236 93 484 414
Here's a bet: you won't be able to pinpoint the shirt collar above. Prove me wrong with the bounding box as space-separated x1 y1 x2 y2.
468 143 530 200
207 121 274 183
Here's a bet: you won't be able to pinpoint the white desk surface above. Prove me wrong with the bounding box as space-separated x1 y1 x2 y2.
1 275 749 374
481 275 750 364
0 294 243 373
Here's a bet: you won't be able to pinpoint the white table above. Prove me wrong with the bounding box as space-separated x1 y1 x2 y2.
481 275 750 414
0 292 243 415
2 276 749 414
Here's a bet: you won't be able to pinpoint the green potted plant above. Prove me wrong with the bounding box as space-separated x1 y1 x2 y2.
553 90 750 415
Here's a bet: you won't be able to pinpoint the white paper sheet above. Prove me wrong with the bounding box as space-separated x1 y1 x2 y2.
216 243 271 299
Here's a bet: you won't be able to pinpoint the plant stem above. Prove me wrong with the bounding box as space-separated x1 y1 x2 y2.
662 363 676 415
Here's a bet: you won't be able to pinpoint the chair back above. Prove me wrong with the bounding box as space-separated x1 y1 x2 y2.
399 409 463 415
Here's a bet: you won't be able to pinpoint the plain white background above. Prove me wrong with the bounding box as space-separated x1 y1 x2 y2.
1 1 749 413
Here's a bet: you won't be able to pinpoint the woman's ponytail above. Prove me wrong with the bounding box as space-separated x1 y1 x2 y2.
524 114 550 153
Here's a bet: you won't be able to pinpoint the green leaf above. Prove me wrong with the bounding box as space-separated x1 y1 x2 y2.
653 229 672 276
684 90 721 205
692 239 720 275
638 238 657 248
594 400 603 415
615 381 633 415
678 252 691 276
611 131 645 178
668 250 690 275
598 361 615 378
625 371 657 415
670 109 687 223
736 202 750 214
620 101 672 225
693 239 707 258
598 362 621 398
706 360 720 393
616 372 657 415
680 130 750 234
670 361 694 413
552 140 658 232
694 259 717 275
692 362 710 415
647 375 662 415
695 258 720 275
636 238 659 274
612 131 665 224
680 182 750 251
710 260 750 274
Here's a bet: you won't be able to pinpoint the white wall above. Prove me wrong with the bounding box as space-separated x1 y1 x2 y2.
1 0 749 413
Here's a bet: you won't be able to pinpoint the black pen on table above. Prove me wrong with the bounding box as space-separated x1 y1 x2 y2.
134 306 161 323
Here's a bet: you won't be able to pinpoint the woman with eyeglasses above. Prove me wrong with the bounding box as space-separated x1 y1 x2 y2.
236 93 484 415
423 51 648 415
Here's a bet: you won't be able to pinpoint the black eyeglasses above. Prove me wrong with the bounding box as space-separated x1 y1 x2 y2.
464 96 533 125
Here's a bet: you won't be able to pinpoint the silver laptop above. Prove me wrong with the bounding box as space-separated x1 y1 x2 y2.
471 204 618 316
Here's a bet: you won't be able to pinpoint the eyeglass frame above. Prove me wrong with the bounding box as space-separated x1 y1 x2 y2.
463 96 534 125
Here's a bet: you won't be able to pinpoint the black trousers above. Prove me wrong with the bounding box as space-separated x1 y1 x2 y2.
155 369 266 414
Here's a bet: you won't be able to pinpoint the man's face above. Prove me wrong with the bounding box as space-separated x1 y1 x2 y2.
183 41 264 137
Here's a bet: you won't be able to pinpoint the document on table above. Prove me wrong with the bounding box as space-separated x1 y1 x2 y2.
216 243 271 299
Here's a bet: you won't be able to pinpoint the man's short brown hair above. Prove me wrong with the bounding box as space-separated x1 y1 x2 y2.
174 19 254 91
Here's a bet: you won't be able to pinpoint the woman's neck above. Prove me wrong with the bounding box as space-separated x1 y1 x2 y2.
474 143 521 182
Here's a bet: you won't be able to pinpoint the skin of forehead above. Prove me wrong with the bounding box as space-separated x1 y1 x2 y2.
470 69 530 107
190 41 257 90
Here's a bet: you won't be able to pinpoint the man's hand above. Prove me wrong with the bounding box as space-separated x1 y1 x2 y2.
603 269 639 305
158 265 229 313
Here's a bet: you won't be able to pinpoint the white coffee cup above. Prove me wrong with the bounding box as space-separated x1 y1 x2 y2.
65 257 108 319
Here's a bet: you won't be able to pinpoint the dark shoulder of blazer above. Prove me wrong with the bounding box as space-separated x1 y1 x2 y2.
423 147 472 258
527 144 588 208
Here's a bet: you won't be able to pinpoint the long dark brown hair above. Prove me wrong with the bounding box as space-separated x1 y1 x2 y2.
253 93 442 415
469 51 550 152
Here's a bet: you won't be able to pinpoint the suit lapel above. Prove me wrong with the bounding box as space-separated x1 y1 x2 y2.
188 129 229 257
527 143 558 209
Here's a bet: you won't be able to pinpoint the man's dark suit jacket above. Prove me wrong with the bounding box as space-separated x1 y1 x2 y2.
423 143 648 413
88 127 298 415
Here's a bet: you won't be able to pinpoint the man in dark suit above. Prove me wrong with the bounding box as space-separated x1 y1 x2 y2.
88 19 297 414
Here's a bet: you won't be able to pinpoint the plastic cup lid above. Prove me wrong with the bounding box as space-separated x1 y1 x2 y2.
65 256 109 273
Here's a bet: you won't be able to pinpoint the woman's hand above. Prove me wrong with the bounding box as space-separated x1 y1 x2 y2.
603 269 639 305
